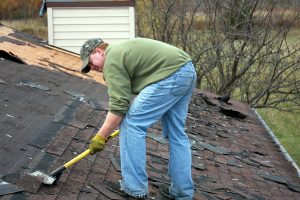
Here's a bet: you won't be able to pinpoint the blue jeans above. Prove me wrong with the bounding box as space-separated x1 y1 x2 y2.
119 61 196 200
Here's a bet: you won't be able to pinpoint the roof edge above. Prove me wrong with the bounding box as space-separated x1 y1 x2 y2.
253 109 300 178
46 1 135 8
41 43 80 58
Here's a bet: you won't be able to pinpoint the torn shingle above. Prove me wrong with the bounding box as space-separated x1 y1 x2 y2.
192 162 206 170
0 50 27 64
287 183 300 193
214 156 228 165
52 101 89 129
227 159 243 168
147 132 168 144
148 175 169 185
198 141 230 155
0 178 23 196
64 90 85 101
259 172 289 184
259 172 300 193
198 175 219 184
250 149 268 156
188 133 204 142
147 163 167 175
147 151 169 163
191 143 205 151
248 157 274 168
215 94 231 104
191 150 203 157
201 94 217 106
0 36 30 46
235 156 260 168
215 131 230 138
219 106 248 119
19 81 51 91
16 174 43 194
232 150 251 158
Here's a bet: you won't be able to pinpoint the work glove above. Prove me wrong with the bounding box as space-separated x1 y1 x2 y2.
89 134 106 155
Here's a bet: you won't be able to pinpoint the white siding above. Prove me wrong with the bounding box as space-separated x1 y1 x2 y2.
53 16 130 24
129 7 135 39
48 7 135 54
47 8 54 45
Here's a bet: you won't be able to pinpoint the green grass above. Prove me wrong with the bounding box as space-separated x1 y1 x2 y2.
258 109 300 166
1 18 48 40
253 29 300 166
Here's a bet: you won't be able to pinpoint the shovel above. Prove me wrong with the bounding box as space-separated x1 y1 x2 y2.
30 130 120 185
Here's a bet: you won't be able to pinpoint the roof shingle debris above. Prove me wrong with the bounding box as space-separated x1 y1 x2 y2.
4 90 299 200
0 49 27 64
187 91 300 200
1 24 300 200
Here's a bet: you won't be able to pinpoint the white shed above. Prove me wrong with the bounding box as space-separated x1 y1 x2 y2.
43 0 135 53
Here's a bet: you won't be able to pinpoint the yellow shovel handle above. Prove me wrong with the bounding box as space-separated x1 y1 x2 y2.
64 129 120 169
107 129 120 140
64 149 90 168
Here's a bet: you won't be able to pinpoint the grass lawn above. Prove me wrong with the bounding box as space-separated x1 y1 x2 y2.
1 18 48 40
258 109 300 166
260 28 299 166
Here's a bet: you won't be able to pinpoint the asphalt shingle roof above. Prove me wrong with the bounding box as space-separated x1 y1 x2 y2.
0 24 299 200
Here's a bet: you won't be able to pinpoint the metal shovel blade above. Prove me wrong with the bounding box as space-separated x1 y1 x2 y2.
29 171 56 185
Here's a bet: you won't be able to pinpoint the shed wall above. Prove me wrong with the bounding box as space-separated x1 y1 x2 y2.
47 6 135 53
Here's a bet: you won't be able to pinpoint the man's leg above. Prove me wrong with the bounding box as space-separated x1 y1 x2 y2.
162 62 196 200
119 62 196 198
119 82 179 197
162 93 194 200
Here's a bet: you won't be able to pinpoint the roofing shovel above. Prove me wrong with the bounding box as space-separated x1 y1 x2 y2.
29 130 120 185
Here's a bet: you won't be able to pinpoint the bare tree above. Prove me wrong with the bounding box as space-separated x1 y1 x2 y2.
136 0 203 48
135 0 300 112
200 0 300 111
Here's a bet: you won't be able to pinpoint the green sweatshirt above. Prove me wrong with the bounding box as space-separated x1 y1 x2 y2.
103 38 192 116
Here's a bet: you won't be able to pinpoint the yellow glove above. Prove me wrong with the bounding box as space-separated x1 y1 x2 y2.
89 134 106 155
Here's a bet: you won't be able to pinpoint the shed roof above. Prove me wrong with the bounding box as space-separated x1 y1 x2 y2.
45 0 135 7
0 25 300 200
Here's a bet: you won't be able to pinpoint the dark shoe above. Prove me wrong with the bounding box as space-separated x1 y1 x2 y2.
106 181 148 199
159 184 175 199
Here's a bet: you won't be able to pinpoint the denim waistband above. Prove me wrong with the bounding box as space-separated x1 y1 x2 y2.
180 61 195 72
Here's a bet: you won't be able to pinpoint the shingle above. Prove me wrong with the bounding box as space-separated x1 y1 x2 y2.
0 178 23 196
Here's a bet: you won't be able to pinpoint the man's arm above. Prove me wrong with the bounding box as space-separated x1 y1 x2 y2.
97 111 124 138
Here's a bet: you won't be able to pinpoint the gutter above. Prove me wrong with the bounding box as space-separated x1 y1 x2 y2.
253 109 300 178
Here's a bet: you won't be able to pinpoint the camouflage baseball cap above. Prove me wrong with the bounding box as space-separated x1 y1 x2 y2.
80 38 107 73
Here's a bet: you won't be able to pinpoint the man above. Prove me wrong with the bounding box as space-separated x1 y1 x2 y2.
80 38 196 200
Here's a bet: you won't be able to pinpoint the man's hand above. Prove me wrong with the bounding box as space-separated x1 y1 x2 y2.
89 134 106 155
